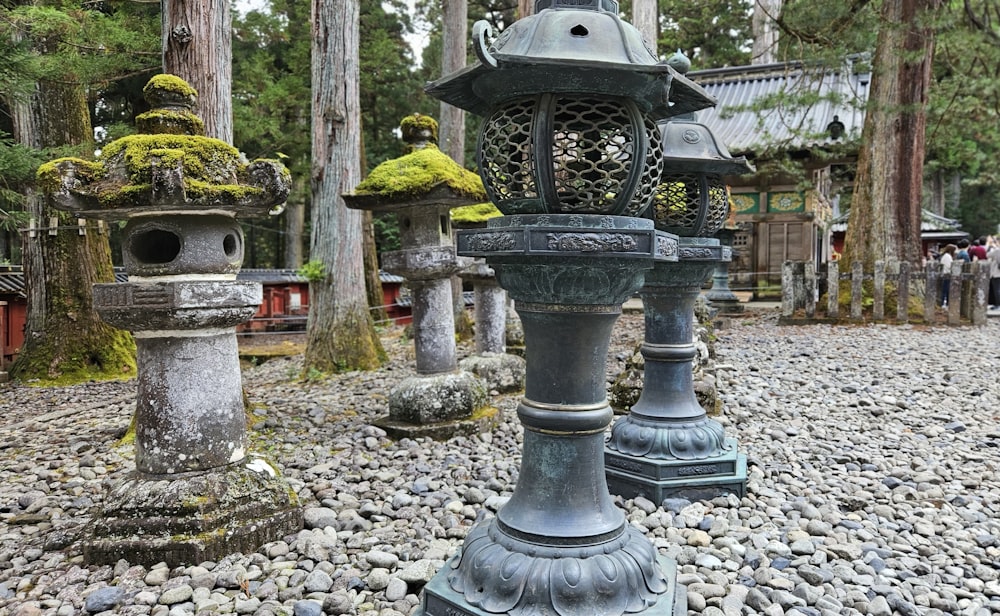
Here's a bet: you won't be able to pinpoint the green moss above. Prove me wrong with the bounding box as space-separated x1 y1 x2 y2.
100 134 240 184
451 202 502 224
14 327 136 387
36 157 103 192
144 74 197 99
354 145 486 201
136 109 205 136
400 113 439 144
186 179 264 202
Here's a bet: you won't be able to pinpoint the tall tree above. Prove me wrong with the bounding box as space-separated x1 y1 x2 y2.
162 0 232 143
633 0 658 54
843 0 942 269
1 0 156 383
307 0 384 372
7 65 135 384
439 0 467 164
752 0 782 63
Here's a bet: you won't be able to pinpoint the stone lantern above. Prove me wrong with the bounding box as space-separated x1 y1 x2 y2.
344 114 492 440
704 212 745 314
605 55 754 501
37 75 301 566
418 2 715 615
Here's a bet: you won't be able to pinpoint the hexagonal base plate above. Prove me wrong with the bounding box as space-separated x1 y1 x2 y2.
414 555 685 616
84 459 302 567
605 438 748 502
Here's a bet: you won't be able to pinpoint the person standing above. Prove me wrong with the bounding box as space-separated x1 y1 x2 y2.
940 244 956 307
988 239 1000 309
970 236 988 262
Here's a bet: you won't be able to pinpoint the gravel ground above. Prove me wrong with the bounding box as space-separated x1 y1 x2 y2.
2 310 1000 616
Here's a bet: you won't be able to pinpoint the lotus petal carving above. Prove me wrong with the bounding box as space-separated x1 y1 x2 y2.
448 521 669 616
607 414 731 460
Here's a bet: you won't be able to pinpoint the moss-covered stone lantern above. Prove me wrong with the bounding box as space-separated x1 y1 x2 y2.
418 3 715 616
344 114 495 439
36 74 301 566
605 52 754 502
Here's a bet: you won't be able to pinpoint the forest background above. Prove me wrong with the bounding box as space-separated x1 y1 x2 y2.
3 0 1000 270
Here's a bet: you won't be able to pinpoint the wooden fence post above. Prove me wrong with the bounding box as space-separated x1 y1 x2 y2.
897 261 909 323
781 260 794 317
804 261 816 318
873 260 885 321
851 261 863 320
972 261 989 325
924 262 938 322
827 260 839 318
948 261 962 325
961 262 974 320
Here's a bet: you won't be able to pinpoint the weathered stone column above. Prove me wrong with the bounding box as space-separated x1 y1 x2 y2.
344 114 492 440
38 75 301 566
458 261 526 393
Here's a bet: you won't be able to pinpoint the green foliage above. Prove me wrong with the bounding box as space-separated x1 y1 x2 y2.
657 0 755 67
297 259 326 283
0 133 43 220
372 213 401 252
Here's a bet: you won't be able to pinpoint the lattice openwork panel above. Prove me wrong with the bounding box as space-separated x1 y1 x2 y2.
478 95 659 216
701 174 730 236
626 116 663 218
479 98 539 213
550 97 637 214
651 172 701 234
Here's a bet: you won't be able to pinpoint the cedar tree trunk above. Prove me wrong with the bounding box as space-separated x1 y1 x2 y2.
843 0 940 271
632 0 658 55
306 0 384 373
10 81 136 383
752 0 782 64
162 0 233 144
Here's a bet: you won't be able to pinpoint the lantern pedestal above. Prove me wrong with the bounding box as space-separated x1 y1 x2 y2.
415 215 685 616
606 238 747 502
704 227 744 314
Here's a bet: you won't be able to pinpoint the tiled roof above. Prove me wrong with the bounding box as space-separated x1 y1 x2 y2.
829 209 964 233
688 57 870 155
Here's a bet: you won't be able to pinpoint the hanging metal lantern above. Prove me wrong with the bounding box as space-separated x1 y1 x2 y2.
426 0 715 218
650 119 752 236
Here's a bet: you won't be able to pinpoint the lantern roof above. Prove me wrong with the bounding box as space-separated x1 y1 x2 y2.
660 120 754 176
426 0 715 119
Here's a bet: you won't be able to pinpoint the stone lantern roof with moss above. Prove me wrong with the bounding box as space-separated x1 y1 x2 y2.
37 74 290 219
346 114 493 212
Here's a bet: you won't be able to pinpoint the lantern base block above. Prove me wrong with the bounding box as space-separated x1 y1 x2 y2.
605 438 748 502
377 371 496 440
458 352 526 394
83 458 302 567
414 554 686 616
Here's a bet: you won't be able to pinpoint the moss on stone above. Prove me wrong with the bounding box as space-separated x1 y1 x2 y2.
145 74 197 98
136 109 205 136
101 134 240 184
400 113 439 144
451 202 502 224
354 145 486 201
36 157 103 192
